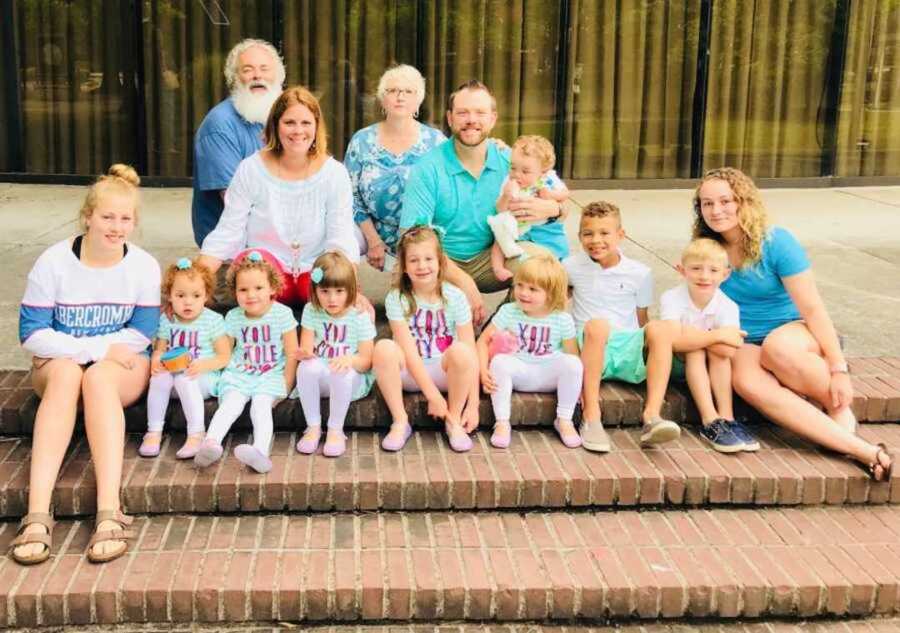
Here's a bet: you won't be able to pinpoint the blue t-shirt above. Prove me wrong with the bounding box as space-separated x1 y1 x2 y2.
191 98 264 247
720 226 810 343
344 123 446 255
400 140 569 260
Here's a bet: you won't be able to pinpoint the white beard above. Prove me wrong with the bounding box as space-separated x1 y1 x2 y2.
231 81 281 125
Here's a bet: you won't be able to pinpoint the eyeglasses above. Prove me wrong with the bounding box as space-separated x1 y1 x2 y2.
385 87 415 97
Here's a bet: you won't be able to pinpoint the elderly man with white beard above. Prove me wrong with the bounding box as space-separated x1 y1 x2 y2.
191 39 285 246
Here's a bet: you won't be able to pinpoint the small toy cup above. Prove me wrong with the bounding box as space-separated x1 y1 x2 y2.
160 346 191 373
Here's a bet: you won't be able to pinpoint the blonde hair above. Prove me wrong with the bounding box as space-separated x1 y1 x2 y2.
78 164 141 232
309 251 358 311
512 135 555 172
513 255 568 313
223 39 285 91
393 226 448 317
681 238 729 267
161 258 216 312
226 252 284 300
693 167 769 268
376 64 426 109
263 86 328 160
580 200 621 229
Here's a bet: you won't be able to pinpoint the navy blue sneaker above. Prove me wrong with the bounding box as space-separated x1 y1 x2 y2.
727 419 760 452
699 419 743 453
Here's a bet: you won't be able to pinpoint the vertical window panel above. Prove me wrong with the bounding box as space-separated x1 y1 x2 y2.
835 1 900 177
703 0 838 177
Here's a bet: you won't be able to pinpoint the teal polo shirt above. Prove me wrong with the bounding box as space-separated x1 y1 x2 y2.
400 139 570 261
400 139 507 261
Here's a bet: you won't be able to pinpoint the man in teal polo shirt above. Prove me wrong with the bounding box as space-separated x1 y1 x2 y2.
400 80 563 325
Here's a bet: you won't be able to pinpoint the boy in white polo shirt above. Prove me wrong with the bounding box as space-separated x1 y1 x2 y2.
660 238 759 452
565 201 686 452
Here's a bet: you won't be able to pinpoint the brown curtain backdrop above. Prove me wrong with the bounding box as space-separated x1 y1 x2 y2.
283 0 420 160
284 1 563 161
703 0 837 178
835 0 900 177
561 0 700 180
418 1 563 145
16 0 137 175
142 1 275 177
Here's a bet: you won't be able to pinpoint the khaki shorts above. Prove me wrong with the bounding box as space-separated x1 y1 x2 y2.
452 242 553 294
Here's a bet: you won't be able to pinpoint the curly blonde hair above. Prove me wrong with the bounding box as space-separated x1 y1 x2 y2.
226 252 284 301
692 167 769 268
161 259 216 311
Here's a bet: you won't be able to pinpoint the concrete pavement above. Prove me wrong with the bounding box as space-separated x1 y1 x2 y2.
0 182 897 369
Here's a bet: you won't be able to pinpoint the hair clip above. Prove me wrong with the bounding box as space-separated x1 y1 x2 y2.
310 267 324 284
176 257 192 270
247 251 263 263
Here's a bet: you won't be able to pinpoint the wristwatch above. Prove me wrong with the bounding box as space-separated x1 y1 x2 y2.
829 361 849 374
545 203 562 224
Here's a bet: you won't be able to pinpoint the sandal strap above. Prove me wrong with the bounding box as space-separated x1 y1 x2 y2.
89 528 136 547
95 509 133 528
17 512 55 534
10 531 51 549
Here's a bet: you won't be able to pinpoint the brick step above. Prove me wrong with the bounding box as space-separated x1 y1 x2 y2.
1 425 898 519
2 357 898 437
5 620 897 632
4 506 900 626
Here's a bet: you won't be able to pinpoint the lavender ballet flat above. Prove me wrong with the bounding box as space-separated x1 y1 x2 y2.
193 438 224 468
554 419 583 449
446 425 473 453
296 428 322 455
234 444 273 473
138 433 162 458
175 433 205 459
381 422 413 452
490 422 511 449
322 432 347 458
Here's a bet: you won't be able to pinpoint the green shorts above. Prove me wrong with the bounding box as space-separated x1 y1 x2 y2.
671 353 686 381
578 326 647 384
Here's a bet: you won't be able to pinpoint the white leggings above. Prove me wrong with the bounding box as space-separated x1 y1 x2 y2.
146 372 213 435
401 360 449 392
489 353 584 421
206 390 276 455
296 358 364 431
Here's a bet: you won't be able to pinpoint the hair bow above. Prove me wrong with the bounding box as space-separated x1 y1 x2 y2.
406 220 446 241
247 251 263 263
310 267 324 284
176 257 192 270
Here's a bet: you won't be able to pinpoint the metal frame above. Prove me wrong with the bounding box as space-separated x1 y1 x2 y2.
821 0 851 177
1 2 24 172
690 0 713 178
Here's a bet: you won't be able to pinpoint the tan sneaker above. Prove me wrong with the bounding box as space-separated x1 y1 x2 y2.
640 416 681 446
581 419 611 453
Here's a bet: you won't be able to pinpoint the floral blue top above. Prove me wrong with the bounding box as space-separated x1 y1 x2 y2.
344 122 446 255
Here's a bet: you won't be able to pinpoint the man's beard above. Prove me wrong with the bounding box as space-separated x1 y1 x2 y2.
231 81 281 125
452 125 489 147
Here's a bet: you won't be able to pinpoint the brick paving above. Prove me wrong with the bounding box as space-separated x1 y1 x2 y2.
0 424 898 518
4 507 900 626
2 359 899 436
5 621 900 632
2 360 899 630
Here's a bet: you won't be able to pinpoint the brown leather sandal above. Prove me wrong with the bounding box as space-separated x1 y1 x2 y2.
870 443 894 482
86 510 135 564
9 512 54 565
